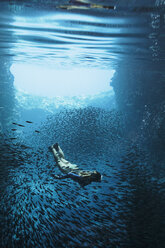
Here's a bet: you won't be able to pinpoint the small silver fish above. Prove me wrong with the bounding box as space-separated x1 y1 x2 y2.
18 124 25 127
26 121 33 123
35 130 40 133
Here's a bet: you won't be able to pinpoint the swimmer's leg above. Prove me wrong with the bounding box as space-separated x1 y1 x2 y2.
58 145 65 159
51 144 79 172
52 143 65 159
51 145 61 164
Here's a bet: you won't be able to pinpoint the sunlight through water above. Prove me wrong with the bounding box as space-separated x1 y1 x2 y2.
11 63 115 97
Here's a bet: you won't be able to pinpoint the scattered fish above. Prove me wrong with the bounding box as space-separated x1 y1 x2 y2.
35 130 40 133
18 124 25 127
26 121 33 124
93 195 98 200
105 163 111 166
20 145 32 149
11 129 17 131
10 138 17 140
12 122 25 127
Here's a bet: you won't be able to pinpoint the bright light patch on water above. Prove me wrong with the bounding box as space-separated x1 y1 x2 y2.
11 64 115 97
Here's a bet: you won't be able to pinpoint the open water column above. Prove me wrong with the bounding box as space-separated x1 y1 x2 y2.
0 1 165 247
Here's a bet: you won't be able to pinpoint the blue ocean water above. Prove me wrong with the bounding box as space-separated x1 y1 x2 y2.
0 1 165 247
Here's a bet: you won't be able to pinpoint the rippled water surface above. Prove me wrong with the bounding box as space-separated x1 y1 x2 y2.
1 0 164 67
0 1 165 248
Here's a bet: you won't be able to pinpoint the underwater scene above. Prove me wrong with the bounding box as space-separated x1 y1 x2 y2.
0 0 165 247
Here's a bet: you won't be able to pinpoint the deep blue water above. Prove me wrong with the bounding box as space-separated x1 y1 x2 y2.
0 1 165 248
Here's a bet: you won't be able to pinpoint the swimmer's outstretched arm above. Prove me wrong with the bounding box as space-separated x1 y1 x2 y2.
52 172 82 181
51 174 69 179
51 172 81 180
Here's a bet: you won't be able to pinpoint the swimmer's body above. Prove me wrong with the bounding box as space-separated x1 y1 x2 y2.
58 0 115 10
50 143 101 186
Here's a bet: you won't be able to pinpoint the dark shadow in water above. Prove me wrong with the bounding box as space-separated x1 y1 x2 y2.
114 145 165 248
